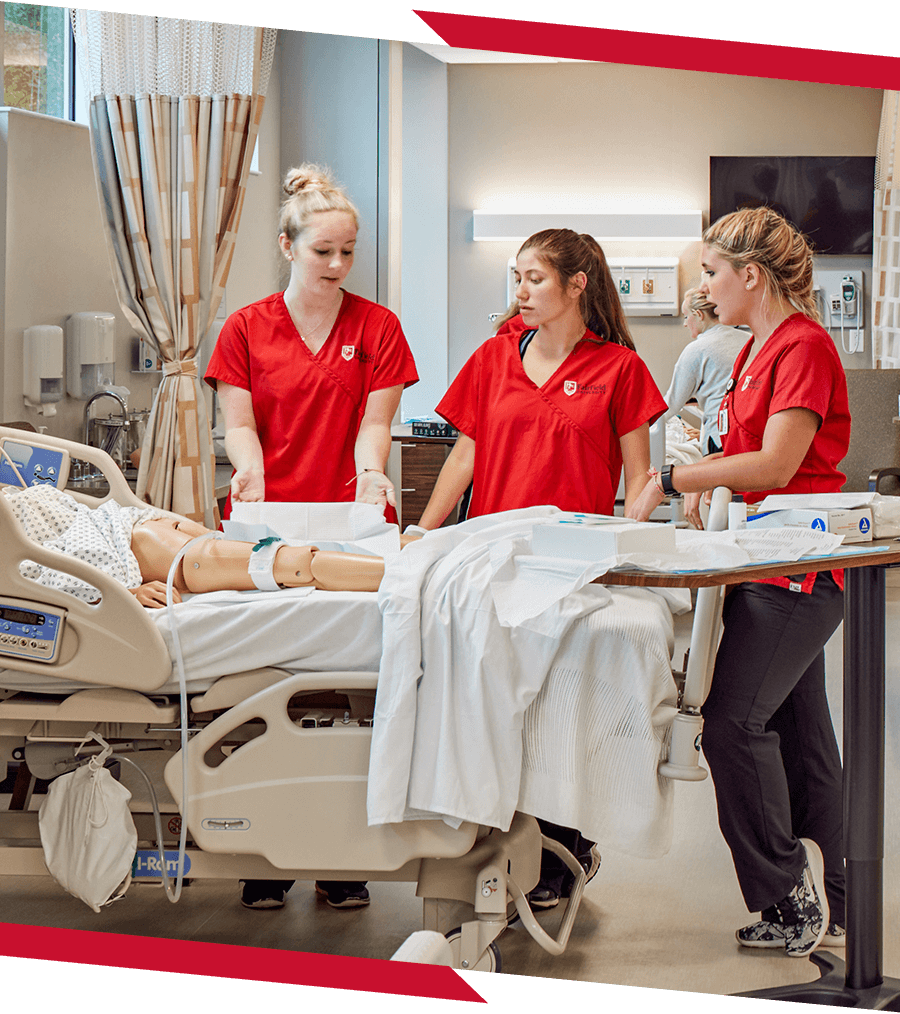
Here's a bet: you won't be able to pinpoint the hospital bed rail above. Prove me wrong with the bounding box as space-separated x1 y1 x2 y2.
659 483 731 780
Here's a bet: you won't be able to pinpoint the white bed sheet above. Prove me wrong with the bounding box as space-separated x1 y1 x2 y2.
0 587 383 694
1 548 682 858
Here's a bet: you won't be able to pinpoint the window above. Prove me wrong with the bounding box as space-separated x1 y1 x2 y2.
3 4 74 120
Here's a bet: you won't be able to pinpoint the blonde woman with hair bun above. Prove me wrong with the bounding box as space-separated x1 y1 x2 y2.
628 206 850 958
205 161 419 913
206 161 418 519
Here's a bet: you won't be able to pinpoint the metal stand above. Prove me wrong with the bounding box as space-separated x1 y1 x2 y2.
737 564 900 1007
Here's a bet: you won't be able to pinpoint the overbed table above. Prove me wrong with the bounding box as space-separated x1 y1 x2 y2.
598 541 900 1007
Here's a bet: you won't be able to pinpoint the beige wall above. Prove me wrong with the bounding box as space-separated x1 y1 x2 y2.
0 109 159 435
446 62 883 394
0 50 886 438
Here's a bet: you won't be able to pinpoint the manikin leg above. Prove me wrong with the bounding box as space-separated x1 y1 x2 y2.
181 541 384 593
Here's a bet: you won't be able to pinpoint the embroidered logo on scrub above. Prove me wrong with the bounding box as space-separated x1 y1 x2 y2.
563 380 607 397
341 345 376 364
741 376 763 391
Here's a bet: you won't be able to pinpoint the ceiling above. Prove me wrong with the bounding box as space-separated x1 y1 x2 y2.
408 42 584 64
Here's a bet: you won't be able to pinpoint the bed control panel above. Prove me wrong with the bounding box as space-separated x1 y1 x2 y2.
0 598 66 664
0 439 68 489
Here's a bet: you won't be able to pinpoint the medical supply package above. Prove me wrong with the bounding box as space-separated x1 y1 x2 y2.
532 515 677 561
747 507 873 543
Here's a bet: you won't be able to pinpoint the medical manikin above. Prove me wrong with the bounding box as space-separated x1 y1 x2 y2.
2 483 389 608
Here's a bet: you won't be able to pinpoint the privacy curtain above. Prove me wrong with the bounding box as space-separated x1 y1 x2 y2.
874 90 900 369
72 13 277 525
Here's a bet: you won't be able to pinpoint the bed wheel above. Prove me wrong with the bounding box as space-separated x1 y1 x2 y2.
443 927 502 973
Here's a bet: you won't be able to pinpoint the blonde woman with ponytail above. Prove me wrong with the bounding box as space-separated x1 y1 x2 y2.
629 206 850 958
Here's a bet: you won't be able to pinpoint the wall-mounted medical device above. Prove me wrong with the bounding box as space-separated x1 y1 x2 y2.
608 258 680 316
812 268 865 355
504 256 680 318
66 311 116 400
23 325 64 416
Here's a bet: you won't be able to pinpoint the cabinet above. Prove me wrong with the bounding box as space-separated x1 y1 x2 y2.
393 435 460 530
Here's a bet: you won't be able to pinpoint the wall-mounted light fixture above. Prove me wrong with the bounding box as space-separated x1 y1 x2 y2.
472 210 703 243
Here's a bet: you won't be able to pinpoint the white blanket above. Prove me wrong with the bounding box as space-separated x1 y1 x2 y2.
367 508 684 858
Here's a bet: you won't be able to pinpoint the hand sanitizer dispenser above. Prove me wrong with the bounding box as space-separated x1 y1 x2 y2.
23 325 64 416
66 311 116 400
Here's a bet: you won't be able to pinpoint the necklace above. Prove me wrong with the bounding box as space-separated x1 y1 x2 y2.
286 292 343 347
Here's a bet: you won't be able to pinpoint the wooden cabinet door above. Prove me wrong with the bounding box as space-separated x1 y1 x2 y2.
399 441 458 529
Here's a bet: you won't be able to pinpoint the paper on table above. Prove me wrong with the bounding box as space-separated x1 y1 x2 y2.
755 492 877 511
597 526 844 575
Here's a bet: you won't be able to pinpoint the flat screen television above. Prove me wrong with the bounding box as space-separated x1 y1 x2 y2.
709 156 875 255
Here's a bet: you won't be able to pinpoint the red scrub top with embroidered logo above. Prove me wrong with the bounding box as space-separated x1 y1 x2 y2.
720 313 850 592
437 329 666 517
205 290 418 509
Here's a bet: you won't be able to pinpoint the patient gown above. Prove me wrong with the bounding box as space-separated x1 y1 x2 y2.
3 485 159 603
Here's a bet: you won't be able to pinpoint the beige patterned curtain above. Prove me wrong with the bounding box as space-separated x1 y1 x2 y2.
72 13 277 525
874 90 900 369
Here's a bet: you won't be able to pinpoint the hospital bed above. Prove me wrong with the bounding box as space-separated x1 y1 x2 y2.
0 426 702 972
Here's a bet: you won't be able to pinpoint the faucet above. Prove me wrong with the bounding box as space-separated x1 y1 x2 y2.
83 389 130 460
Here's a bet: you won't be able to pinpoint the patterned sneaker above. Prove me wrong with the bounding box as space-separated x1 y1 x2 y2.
777 838 829 958
736 906 787 948
738 915 845 951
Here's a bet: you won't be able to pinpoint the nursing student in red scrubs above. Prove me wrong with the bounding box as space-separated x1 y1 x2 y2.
628 207 849 959
417 228 667 909
206 162 418 520
205 163 418 912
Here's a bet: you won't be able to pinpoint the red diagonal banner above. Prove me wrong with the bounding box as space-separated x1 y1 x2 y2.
415 9 900 89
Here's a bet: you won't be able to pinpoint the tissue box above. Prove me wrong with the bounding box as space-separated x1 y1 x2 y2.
532 517 676 560
747 507 873 543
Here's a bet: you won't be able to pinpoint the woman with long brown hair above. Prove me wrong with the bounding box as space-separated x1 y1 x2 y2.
417 228 667 908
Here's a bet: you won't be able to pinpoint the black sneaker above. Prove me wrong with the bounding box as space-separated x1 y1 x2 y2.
526 882 560 909
777 838 829 958
240 880 286 909
315 880 370 909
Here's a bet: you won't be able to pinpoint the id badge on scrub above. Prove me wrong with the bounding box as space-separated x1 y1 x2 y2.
718 406 729 436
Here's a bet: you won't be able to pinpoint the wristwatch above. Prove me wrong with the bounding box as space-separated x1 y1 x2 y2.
659 465 678 498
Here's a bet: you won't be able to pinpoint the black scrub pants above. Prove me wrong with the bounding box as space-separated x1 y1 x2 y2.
700 572 846 925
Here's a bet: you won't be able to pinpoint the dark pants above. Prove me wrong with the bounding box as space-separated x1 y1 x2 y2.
701 573 845 925
536 819 596 896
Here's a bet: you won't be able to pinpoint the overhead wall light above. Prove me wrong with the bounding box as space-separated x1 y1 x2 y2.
472 210 703 242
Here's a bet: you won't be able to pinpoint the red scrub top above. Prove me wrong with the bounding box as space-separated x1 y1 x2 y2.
205 290 418 510
437 329 666 517
719 313 850 592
